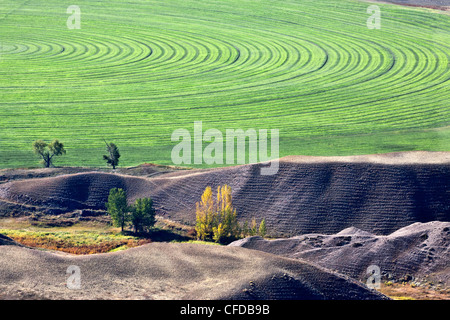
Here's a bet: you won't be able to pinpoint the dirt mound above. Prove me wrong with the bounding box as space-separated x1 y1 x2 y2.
0 163 183 185
230 221 450 286
0 242 388 300
0 172 151 212
0 234 20 246
0 152 448 235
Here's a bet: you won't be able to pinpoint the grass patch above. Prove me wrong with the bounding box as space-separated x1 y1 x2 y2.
0 216 197 254
108 245 131 253
378 282 450 300
176 240 222 246
0 228 150 254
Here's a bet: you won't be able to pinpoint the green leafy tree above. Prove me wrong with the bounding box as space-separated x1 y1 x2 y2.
103 141 120 169
131 198 156 233
32 139 66 168
106 188 128 232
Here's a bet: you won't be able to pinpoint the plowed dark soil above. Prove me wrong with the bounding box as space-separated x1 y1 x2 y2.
230 221 450 287
1 152 448 236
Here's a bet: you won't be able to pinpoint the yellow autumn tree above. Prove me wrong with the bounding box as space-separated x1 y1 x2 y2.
195 184 240 243
195 186 215 241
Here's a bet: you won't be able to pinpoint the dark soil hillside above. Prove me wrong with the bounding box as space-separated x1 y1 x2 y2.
230 221 450 286
0 152 448 236
0 234 20 246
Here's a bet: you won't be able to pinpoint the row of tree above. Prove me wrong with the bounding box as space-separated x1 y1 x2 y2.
32 139 120 169
105 184 267 243
195 184 266 244
106 188 156 233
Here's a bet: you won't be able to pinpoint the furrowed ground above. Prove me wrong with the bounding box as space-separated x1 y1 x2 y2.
0 0 449 168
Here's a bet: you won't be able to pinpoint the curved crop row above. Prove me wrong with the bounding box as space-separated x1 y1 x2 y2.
0 0 448 167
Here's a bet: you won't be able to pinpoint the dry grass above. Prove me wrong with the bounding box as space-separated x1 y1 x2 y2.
0 215 196 254
378 282 450 300
0 228 151 254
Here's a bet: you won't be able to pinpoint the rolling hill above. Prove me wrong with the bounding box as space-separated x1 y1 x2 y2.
0 241 388 300
230 221 450 286
0 152 448 236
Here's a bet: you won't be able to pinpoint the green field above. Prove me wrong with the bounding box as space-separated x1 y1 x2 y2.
0 0 448 168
